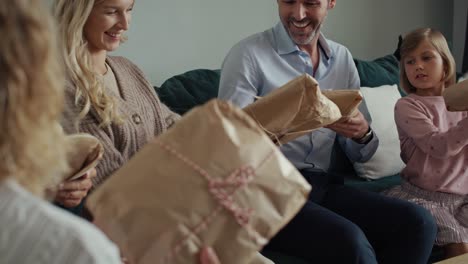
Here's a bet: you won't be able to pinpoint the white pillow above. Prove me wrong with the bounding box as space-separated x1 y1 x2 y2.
353 84 405 180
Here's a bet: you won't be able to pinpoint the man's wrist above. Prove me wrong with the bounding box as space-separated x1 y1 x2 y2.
353 127 373 144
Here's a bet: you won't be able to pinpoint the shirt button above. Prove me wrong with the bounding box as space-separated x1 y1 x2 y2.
132 113 142 125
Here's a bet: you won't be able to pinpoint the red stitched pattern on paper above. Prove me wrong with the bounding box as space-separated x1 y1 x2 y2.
209 166 255 226
155 140 273 263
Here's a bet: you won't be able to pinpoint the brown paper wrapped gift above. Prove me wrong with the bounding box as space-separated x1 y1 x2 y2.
63 134 103 181
87 99 311 264
243 74 362 144
321 89 363 118
443 79 468 111
50 122 103 182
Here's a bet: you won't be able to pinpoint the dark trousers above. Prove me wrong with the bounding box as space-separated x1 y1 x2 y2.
264 169 437 264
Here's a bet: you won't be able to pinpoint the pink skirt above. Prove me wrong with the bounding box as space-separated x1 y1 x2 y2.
383 180 468 245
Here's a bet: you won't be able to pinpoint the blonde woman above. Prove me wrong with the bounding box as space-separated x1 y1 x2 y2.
0 0 121 263
54 0 178 190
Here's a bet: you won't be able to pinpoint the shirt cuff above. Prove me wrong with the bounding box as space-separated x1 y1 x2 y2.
345 132 379 163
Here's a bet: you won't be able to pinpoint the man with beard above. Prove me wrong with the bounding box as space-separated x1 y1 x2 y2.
218 1 438 263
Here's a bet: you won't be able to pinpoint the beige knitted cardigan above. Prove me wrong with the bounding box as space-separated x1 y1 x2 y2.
61 56 179 188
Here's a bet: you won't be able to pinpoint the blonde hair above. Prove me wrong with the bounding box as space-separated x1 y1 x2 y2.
0 0 68 196
400 28 456 94
53 0 122 127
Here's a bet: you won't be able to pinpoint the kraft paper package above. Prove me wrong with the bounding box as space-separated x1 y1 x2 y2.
243 74 362 145
321 89 363 118
443 79 468 111
87 99 311 264
63 133 103 181
51 122 103 182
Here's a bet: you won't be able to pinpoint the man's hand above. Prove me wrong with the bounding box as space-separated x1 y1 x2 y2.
199 247 221 264
326 111 369 140
54 168 96 208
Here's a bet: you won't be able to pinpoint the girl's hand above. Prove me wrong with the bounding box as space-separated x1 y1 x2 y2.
54 168 96 207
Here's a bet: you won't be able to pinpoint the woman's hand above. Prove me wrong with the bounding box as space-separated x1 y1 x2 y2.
199 247 220 264
54 168 96 207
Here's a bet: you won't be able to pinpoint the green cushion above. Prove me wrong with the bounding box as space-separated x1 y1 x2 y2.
353 54 400 88
156 69 220 115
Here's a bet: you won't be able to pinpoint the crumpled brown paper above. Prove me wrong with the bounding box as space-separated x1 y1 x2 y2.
63 134 103 181
321 89 363 119
443 79 468 111
243 74 362 144
87 99 311 264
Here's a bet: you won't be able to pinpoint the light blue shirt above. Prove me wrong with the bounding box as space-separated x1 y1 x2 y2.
218 22 378 171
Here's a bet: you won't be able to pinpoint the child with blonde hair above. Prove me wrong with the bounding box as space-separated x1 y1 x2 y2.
386 27 468 258
0 0 121 263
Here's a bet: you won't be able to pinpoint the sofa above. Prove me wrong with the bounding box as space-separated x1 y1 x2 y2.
154 51 461 263
156 55 404 189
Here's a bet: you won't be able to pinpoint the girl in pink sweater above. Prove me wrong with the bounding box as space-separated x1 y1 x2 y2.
385 28 468 258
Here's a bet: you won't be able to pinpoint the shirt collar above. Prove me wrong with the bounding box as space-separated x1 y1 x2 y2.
274 22 332 60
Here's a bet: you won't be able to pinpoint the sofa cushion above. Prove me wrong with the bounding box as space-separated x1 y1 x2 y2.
353 55 400 88
353 85 405 180
157 69 220 115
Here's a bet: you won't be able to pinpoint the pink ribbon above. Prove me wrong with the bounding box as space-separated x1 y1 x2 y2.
154 140 272 263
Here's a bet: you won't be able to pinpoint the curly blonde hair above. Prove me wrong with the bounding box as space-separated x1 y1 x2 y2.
0 0 68 196
400 28 456 94
53 0 122 127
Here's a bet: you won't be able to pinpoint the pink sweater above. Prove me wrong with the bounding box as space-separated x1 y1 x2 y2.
395 93 468 195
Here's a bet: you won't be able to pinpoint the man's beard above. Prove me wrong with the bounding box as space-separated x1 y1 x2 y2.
287 17 325 46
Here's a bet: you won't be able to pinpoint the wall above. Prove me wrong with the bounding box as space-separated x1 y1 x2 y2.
324 0 453 62
453 0 467 72
46 0 454 86
115 0 277 86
